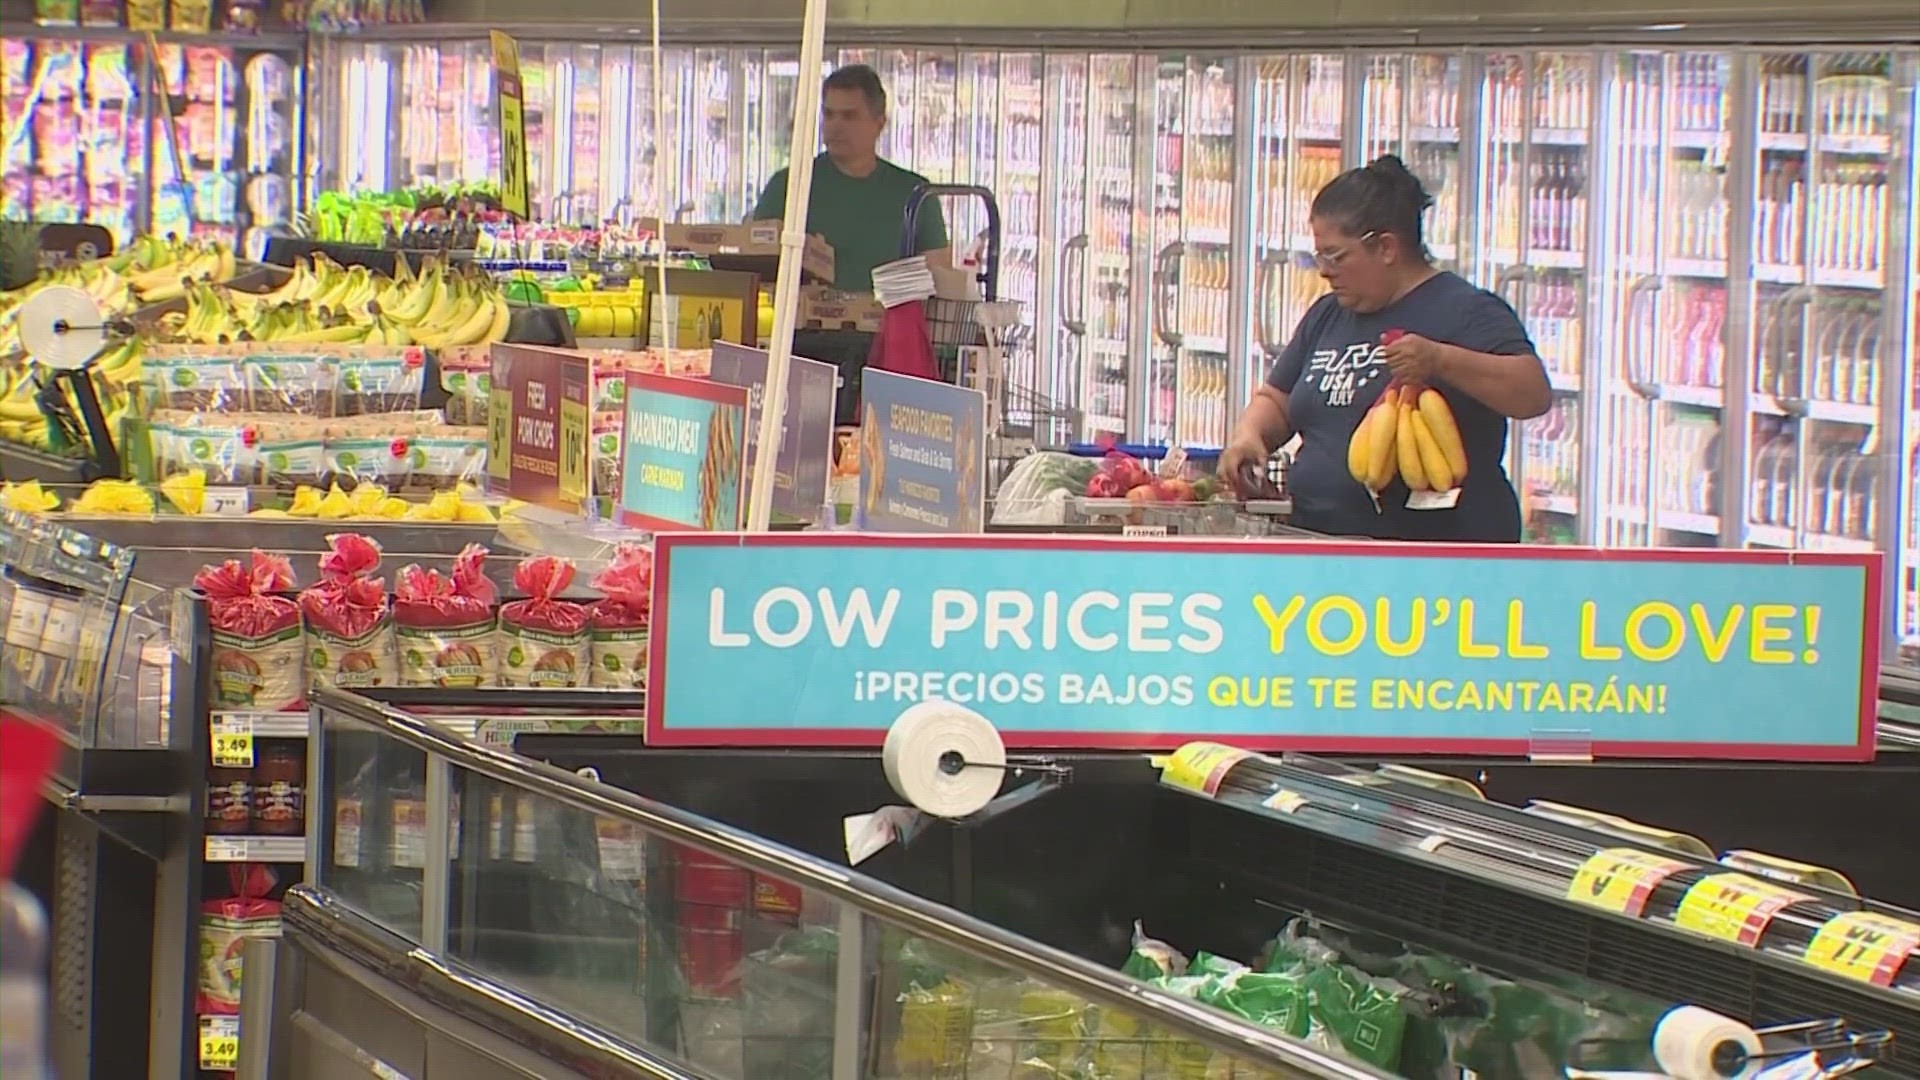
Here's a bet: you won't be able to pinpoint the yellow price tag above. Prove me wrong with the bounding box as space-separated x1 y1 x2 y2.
558 394 589 503
210 716 254 768
1566 848 1689 918
487 387 513 480
1804 910 1920 987
198 1015 239 1070
1675 873 1814 947
1159 742 1254 797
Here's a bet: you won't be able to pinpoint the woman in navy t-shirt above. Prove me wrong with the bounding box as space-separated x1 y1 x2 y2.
1219 155 1553 542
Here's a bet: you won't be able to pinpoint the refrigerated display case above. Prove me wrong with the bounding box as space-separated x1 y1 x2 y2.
3 28 302 253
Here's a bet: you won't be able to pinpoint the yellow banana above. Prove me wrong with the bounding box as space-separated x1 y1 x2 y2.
1410 410 1454 491
480 293 510 343
1416 388 1469 481
1396 398 1428 492
1364 388 1398 491
1346 408 1373 484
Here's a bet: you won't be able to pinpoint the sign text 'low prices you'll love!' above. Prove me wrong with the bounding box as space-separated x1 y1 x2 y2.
643 534 1881 759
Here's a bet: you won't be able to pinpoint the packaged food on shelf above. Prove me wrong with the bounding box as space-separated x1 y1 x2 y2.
298 533 395 691
206 765 252 835
196 865 281 1016
393 544 497 688
250 743 305 837
498 556 589 689
193 551 303 712
437 345 492 426
586 544 651 689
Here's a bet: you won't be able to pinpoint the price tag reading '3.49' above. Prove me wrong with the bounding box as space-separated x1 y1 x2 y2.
1565 848 1691 918
199 1015 239 1071
210 715 254 768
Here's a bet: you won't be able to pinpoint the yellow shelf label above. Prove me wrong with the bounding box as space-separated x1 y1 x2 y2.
1160 741 1254 797
199 1015 239 1071
1566 848 1690 918
210 716 254 769
1804 910 1920 987
1675 873 1814 947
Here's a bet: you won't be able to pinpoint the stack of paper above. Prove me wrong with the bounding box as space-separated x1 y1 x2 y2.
870 257 936 309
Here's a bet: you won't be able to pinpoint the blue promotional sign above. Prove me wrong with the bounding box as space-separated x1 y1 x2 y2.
856 369 987 532
645 533 1881 759
708 342 838 521
617 372 748 531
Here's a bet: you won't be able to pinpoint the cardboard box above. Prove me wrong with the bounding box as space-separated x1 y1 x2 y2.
644 218 836 287
797 286 884 334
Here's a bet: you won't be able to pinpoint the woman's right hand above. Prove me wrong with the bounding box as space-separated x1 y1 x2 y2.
1219 436 1276 498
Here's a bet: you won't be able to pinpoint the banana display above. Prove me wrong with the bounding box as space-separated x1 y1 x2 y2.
0 340 143 454
157 253 511 350
1347 382 1470 498
0 237 239 356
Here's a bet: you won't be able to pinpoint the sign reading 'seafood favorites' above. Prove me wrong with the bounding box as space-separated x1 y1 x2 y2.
643 532 1880 760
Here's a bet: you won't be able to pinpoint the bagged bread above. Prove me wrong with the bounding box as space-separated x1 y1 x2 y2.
587 543 652 689
299 533 397 690
498 556 589 688
394 544 498 688
193 550 304 711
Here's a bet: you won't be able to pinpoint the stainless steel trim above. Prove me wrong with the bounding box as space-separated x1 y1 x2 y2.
1721 50 1759 543
283 889 701 1080
235 937 279 1080
829 903 865 1080
306 687 1384 1077
421 755 451 955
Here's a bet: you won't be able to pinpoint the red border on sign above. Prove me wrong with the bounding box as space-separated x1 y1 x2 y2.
642 532 1883 761
616 373 749 532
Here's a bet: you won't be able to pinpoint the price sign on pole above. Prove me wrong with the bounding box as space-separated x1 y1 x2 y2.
490 31 530 220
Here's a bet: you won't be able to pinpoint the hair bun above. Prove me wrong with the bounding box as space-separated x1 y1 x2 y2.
1366 154 1434 212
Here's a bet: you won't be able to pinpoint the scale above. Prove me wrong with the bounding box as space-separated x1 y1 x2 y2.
13 284 130 480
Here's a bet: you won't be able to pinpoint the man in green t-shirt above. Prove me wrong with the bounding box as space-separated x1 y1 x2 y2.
751 65 950 294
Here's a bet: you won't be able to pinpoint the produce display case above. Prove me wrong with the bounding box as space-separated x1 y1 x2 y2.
242 684 1386 1080
512 720 1918 1078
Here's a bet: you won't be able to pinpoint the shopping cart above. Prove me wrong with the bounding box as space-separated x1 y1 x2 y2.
899 184 1075 488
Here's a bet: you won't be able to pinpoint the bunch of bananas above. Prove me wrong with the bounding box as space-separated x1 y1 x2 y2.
159 254 511 350
1347 383 1469 496
0 342 142 453
122 240 236 304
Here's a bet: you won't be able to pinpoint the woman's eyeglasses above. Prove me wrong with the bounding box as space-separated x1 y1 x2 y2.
1293 231 1380 271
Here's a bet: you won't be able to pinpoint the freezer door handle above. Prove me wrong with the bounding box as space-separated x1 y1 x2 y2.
1062 233 1089 336
1623 275 1664 400
1154 240 1185 348
1254 249 1291 356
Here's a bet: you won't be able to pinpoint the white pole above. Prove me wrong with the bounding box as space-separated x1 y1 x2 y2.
745 0 826 532
651 0 673 350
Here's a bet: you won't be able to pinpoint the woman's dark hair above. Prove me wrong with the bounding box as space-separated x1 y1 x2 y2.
1310 154 1434 260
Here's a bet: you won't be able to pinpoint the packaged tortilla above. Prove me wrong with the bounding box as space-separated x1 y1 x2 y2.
147 351 245 413
197 865 281 1015
193 550 303 711
299 533 396 690
399 430 488 492
587 544 651 689
323 434 407 491
437 345 491 425
256 418 328 491
498 556 589 687
394 544 498 688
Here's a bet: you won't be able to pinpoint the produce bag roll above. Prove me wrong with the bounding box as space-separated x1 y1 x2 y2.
498 556 589 688
393 544 497 688
299 533 397 690
193 550 304 711
587 544 652 689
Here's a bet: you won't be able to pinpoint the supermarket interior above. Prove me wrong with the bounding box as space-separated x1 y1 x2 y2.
2 0 1920 1077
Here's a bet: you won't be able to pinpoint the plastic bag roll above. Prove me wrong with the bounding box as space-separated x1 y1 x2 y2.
882 701 1006 818
1652 1006 1763 1080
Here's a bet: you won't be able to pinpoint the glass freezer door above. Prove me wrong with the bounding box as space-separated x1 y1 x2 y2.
1357 51 1468 274
1474 50 1596 545
1045 54 1092 443
1595 50 1734 550
1742 49 1908 568
1146 54 1236 447
1071 54 1141 439
1245 54 1342 423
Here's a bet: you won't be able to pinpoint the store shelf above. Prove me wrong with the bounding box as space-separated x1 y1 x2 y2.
205 834 305 863
212 710 307 738
1747 524 1878 553
1661 383 1725 408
